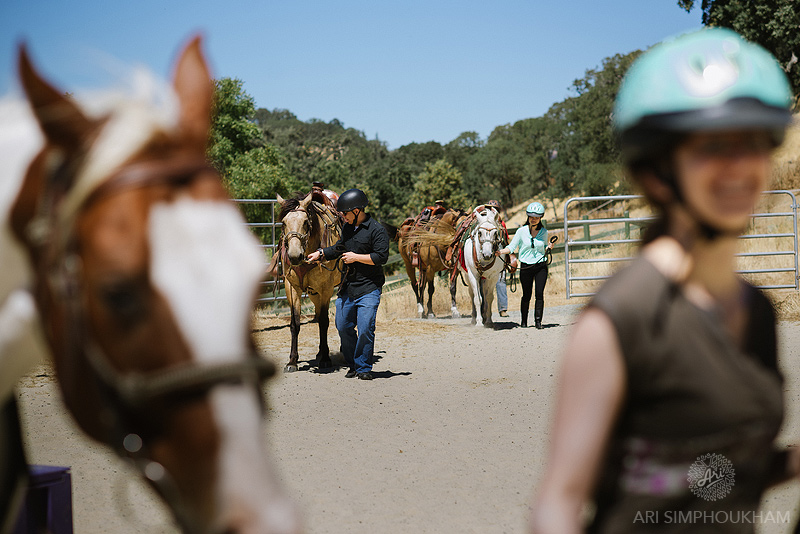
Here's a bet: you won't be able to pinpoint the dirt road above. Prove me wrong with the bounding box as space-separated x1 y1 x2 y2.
15 301 800 533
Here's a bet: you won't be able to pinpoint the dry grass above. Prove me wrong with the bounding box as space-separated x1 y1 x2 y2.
770 116 800 190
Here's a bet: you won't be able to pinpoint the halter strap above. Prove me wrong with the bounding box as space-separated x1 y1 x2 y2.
85 343 275 413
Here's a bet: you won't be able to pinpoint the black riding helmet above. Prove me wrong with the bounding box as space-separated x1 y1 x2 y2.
337 188 368 213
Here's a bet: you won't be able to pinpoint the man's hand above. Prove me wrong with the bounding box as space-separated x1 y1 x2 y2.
307 250 323 262
341 251 365 264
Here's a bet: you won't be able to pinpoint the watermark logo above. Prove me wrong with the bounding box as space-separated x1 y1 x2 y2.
687 453 735 501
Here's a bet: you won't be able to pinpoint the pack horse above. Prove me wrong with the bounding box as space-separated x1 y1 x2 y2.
0 38 299 533
395 206 466 319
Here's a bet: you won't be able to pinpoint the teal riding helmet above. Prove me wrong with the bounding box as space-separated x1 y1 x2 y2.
614 28 793 165
526 202 545 217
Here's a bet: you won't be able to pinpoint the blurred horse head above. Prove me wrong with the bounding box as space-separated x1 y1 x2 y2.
2 37 299 533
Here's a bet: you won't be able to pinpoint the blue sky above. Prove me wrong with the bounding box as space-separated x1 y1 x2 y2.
1 1 701 149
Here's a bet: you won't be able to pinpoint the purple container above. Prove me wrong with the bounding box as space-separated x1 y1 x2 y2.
12 465 73 534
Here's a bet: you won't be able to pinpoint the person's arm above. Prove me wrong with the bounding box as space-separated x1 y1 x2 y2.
530 308 626 534
368 223 390 266
308 234 347 262
341 252 375 265
497 229 522 256
341 223 390 265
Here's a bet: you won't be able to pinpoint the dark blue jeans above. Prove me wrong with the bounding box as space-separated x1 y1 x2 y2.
335 289 381 373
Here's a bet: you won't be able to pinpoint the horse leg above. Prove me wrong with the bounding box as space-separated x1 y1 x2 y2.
425 271 435 318
311 293 332 369
403 256 423 318
285 283 302 372
481 277 496 329
467 271 481 326
449 273 460 318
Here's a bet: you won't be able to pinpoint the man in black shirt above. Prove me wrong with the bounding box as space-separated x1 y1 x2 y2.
307 189 390 380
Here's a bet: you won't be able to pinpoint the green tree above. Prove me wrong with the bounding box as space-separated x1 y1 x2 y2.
468 133 526 207
208 78 263 173
208 79 300 242
406 159 470 213
677 0 800 102
545 51 640 198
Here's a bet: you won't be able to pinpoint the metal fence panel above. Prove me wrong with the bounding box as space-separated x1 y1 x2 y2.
234 199 286 304
563 191 799 298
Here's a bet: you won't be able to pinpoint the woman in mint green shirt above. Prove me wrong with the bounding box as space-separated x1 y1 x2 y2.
496 202 552 328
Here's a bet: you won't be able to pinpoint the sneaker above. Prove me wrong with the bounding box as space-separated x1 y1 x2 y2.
356 372 374 380
499 311 508 317
345 368 357 378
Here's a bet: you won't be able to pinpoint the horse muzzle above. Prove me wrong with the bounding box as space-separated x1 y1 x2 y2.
480 241 495 260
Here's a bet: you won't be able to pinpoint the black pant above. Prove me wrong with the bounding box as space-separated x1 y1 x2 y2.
519 262 547 326
519 261 548 304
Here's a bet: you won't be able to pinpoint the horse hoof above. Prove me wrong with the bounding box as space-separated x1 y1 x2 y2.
452 310 461 319
427 313 435 319
284 364 298 373
317 358 333 369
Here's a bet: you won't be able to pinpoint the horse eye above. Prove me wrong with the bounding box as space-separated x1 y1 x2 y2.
101 282 146 323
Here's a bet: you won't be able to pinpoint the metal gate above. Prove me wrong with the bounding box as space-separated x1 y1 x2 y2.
234 199 286 303
563 191 799 298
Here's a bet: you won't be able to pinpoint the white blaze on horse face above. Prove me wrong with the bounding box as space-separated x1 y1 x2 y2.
148 198 297 531
479 227 496 260
149 198 262 360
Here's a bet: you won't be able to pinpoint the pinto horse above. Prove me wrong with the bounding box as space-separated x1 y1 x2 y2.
275 192 341 372
396 208 466 318
459 206 507 328
0 38 299 533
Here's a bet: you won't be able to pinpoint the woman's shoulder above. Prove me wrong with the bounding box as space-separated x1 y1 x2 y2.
590 256 671 328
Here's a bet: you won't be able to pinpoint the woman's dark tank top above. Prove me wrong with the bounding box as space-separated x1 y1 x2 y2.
587 256 784 533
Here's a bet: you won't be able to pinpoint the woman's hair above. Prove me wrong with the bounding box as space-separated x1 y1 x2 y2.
627 153 678 245
529 219 543 247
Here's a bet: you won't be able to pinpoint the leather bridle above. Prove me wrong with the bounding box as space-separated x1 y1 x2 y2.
471 221 501 276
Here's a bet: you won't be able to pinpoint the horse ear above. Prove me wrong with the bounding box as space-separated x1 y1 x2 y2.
172 35 213 149
18 43 94 151
300 193 313 209
276 194 285 206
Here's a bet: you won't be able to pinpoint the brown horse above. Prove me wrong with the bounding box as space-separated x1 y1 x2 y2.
396 208 467 318
276 192 341 372
1 38 299 533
